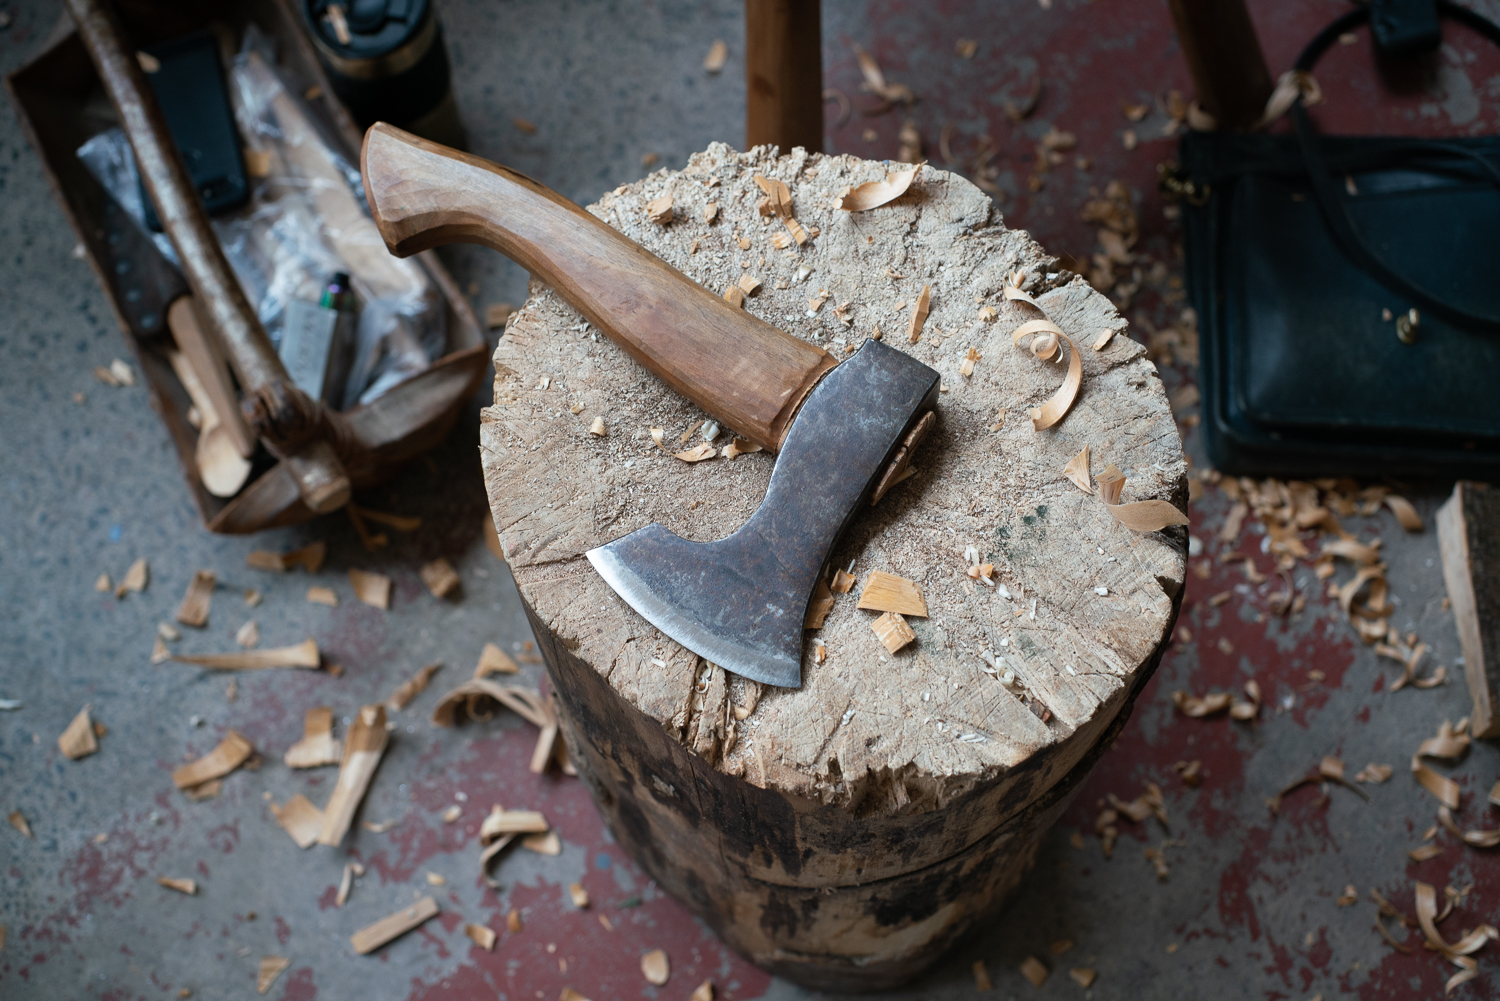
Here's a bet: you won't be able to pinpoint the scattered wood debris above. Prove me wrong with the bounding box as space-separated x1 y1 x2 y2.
116 558 149 599
257 956 290 994
569 883 590 908
285 707 341 768
831 569 856 593
306 586 338 606
1004 274 1081 430
753 174 792 218
336 861 364 906
477 643 520 677
1070 968 1097 988
871 611 916 654
840 165 920 212
351 896 439 955
93 358 136 386
9 810 32 838
431 680 565 775
235 621 259 649
174 731 253 791
641 948 670 985
674 443 716 462
737 273 761 297
387 663 442 711
524 830 562 855
690 980 714 1001
348 569 392 609
1384 495 1422 532
723 284 745 308
1019 955 1049 986
246 541 326 573
1063 446 1092 494
1411 719 1467 810
420 558 461 599
906 285 931 343
1095 463 1189 533
272 794 324 849
175 570 216 627
184 779 222 802
960 347 980 377
507 909 523 933
96 573 111 593
1414 881 1498 993
856 571 928 617
1174 759 1202 787
157 876 196 895
1268 756 1370 814
1355 763 1393 784
465 922 497 951
722 438 761 460
59 705 99 759
319 705 390 846
804 578 835 629
589 416 607 436
972 959 992 990
646 194 673 225
171 638 321 670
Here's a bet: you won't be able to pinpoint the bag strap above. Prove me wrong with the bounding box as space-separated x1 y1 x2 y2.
1289 1 1500 329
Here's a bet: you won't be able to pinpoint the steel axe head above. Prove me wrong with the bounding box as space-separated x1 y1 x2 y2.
588 340 939 689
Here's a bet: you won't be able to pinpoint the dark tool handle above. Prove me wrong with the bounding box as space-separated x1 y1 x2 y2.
361 123 837 453
66 0 351 513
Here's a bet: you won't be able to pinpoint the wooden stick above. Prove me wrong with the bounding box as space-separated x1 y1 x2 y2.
1167 0 1274 131
171 638 321 671
167 297 255 458
318 705 390 846
172 730 254 789
350 895 438 954
745 0 824 153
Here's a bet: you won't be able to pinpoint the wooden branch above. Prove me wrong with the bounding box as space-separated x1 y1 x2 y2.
1167 0 1274 131
318 704 389 846
745 0 824 153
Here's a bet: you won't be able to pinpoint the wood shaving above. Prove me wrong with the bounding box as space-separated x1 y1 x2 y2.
420 558 461 599
351 896 439 954
1230 679 1262 721
569 882 590 908
1269 762 1370 814
272 794 324 849
589 416 607 436
960 347 981 377
306 586 339 606
507 910 523 933
1096 464 1189 533
235 621 259 649
483 806 549 840
1019 956 1049 986
1006 276 1082 429
1170 690 1232 717
737 274 761 296
646 194 673 225
96 573 111 593
465 923 497 951
641 948 670 985
972 959 992 990
723 285 745 308
184 779 222 802
784 217 809 245
906 285 931 343
839 164 920 211
722 438 761 460
117 558 149 598
1355 763 1393 784
1063 446 1092 494
523 830 561 855
387 663 442 711
175 570 216 627
1415 881 1499 993
171 638 320 670
871 611 916 654
856 570 928 617
58 705 99 759
426 871 446 886
1174 759 1202 787
9 810 32 838
831 569 856 593
282 705 340 774
319 705 390 846
1092 328 1117 350
1385 495 1422 531
173 731 253 790
151 637 171 665
442 805 462 824
1070 968 1097 988
157 876 197 895
348 569 392 609
674 443 717 462
1337 884 1358 907
257 956 290 994
1438 805 1500 848
247 541 326 573
752 174 792 218
431 678 554 731
690 980 714 1001
476 643 520 678
803 578 835 629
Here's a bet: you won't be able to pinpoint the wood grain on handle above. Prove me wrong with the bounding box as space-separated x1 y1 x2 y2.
361 123 836 453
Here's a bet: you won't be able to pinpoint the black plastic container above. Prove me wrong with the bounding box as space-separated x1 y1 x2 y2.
301 0 464 147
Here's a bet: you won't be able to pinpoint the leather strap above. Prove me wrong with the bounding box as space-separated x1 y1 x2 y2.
1289 1 1500 329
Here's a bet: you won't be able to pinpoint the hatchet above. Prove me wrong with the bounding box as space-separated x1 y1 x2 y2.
361 124 939 688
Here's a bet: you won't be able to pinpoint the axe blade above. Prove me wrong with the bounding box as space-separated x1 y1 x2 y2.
586 340 940 688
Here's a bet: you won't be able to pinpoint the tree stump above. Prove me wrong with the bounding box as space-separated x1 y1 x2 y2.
481 144 1186 991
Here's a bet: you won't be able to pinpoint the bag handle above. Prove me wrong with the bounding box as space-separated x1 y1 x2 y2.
1290 1 1500 330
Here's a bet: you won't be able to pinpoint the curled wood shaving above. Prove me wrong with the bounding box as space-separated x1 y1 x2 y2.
1005 277 1082 430
839 164 920 211
738 274 761 296
722 438 761 460
1269 762 1370 814
1415 881 1499 994
171 638 320 670
1385 495 1422 531
432 679 553 729
173 731 253 790
1095 464 1189 533
1230 679 1262 720
1171 690 1232 717
674 443 717 462
1355 763 1393 784
1438 806 1500 848
1063 445 1092 493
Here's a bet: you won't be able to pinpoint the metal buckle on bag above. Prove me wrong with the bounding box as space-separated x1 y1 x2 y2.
1157 162 1211 206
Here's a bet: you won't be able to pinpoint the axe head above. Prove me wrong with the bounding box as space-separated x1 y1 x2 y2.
587 340 939 688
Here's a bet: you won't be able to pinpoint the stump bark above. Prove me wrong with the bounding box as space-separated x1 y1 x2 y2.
480 143 1186 990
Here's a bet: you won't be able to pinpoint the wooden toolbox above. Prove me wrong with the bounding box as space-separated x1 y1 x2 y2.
7 0 487 533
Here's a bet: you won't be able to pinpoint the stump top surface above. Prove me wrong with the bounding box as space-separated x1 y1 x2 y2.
482 143 1184 816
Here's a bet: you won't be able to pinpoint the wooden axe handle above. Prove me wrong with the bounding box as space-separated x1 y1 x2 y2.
361 123 836 453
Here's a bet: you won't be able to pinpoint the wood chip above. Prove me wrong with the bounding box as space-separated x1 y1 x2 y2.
723 285 745 308
1069 968 1097 987
1096 464 1190 532
703 38 728 72
641 948 670 985
351 896 439 954
690 980 714 1001
319 705 390 846
560 991 589 1001
1092 328 1117 351
722 437 761 460
118 558 149 598
485 303 516 330
9 810 32 838
420 558 461 599
830 569 856 593
184 779 222 802
271 794 324 848
840 164 920 211
588 415 607 437
465 922 497 950
1355 763 1393 783
856 570 928 617
257 956 289 994
157 876 196 895
95 573 111 593
784 217 809 245
569 882 590 908
476 643 520 678
646 194 673 225
1063 445 1092 494
507 909 523 933
674 443 717 462
175 570 216 627
336 862 363 907
972 959 992 990
426 871 447 886
522 830 561 855
173 731 253 790
171 638 321 671
512 116 537 134
59 705 99 759
871 611 916 654
803 577 835 629
737 273 761 296
906 284 931 343
306 586 339 607
348 569 392 609
442 804 462 824
387 663 442 711
1410 843 1444 862
246 541 326 573
1171 690 1233 717
1019 955 1049 986
235 621 259 649
960 347 980 377
285 707 342 768
482 806 550 839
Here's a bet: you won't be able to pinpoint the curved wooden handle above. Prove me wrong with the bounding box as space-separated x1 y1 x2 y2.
361 123 835 453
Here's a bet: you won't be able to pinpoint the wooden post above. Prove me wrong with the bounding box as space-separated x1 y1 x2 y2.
1168 0 1275 131
745 0 823 153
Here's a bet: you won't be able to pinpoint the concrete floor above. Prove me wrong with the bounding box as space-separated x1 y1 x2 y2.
4 1 1500 999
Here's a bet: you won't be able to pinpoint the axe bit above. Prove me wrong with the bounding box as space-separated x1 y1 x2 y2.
362 124 939 688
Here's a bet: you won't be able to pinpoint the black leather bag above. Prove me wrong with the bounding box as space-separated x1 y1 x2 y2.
1179 2 1500 478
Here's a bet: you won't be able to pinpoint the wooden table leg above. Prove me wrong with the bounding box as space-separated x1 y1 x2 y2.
1168 0 1274 131
745 0 823 153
